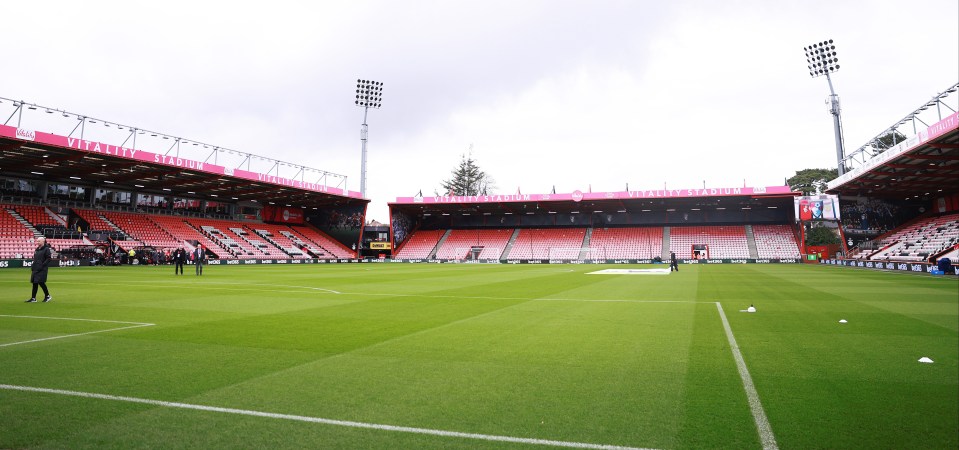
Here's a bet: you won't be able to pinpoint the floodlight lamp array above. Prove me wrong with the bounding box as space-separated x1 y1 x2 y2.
804 39 839 78
355 79 384 108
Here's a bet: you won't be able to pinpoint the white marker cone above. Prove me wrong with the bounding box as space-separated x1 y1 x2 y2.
918 357 934 364
839 319 847 323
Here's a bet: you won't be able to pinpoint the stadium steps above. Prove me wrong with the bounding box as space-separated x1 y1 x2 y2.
578 228 593 260
249 228 303 258
501 229 521 260
661 227 671 259
179 220 228 258
98 215 133 240
744 225 759 259
429 229 452 259
6 209 43 237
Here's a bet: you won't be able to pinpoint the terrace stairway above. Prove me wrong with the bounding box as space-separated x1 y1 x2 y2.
6 209 42 237
428 229 452 259
744 224 759 259
578 228 593 260
501 229 521 260
98 215 134 241
661 227 671 259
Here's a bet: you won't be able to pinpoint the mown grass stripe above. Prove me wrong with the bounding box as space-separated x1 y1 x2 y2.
715 302 778 450
0 384 658 450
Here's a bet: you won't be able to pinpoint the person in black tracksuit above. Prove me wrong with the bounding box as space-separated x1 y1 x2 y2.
26 237 53 303
670 251 679 272
173 246 187 275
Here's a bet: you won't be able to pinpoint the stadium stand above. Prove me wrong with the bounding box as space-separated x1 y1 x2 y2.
669 225 750 259
74 209 121 233
101 211 184 250
288 225 354 259
11 205 62 228
434 228 514 260
506 228 586 260
150 215 230 256
865 213 959 262
394 229 446 259
229 226 292 259
752 224 802 259
396 225 801 261
588 227 663 260
46 238 90 252
189 219 268 259
248 223 314 259
0 206 37 258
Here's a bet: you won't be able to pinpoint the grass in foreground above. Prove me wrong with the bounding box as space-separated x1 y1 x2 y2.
0 264 956 449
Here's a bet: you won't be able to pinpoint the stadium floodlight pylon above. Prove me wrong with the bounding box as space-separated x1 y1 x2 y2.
354 79 384 199
804 39 846 176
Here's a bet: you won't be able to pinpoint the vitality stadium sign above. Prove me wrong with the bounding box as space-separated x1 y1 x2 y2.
395 186 794 204
0 125 361 199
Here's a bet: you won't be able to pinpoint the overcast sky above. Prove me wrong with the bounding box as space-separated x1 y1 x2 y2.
2 0 957 221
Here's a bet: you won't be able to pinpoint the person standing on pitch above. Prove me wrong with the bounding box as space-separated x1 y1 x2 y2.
670 251 679 272
193 244 206 276
173 246 186 275
25 237 53 303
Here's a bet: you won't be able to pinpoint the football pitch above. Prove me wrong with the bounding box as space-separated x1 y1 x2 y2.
1 263 956 449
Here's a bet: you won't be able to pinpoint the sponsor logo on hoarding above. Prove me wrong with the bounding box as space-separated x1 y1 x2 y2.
16 128 36 141
571 190 584 202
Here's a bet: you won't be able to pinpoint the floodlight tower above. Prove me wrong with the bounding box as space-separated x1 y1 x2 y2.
804 39 846 176
355 79 384 198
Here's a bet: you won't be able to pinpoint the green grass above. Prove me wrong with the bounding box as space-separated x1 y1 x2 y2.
0 264 956 449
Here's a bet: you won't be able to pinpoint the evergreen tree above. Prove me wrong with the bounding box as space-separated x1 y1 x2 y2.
439 154 496 196
873 130 909 153
787 168 838 196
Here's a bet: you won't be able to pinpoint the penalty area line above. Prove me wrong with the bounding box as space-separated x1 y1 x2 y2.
714 302 778 450
0 384 657 450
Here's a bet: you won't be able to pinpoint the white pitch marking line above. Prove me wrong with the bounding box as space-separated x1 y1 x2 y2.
714 302 778 450
0 384 657 450
264 284 341 294
534 299 695 304
0 315 153 326
0 315 155 348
